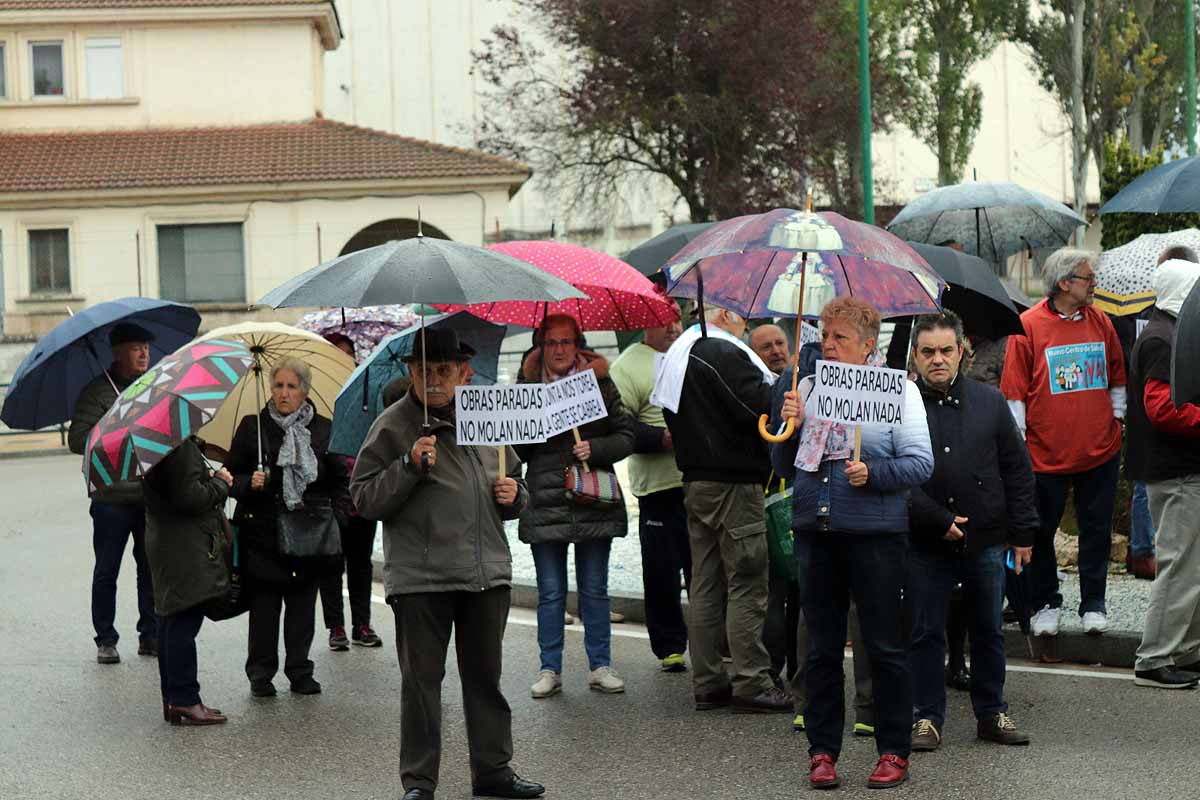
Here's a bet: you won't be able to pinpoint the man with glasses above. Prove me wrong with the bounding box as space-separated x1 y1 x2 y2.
1001 248 1127 638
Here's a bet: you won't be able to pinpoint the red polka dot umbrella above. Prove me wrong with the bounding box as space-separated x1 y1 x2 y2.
434 241 680 331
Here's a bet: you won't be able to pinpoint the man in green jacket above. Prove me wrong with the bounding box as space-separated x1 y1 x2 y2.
351 328 545 800
68 322 157 665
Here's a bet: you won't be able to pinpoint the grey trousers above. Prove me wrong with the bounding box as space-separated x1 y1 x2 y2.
1136 477 1200 672
684 481 774 698
390 587 515 792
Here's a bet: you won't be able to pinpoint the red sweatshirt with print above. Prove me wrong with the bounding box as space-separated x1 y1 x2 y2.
1001 299 1126 474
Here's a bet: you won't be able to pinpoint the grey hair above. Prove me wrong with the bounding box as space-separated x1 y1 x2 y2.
270 358 312 394
703 305 744 324
1042 248 1096 297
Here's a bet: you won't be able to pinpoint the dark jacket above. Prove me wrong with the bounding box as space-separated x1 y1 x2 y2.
662 336 774 484
908 375 1038 554
225 404 351 584
514 354 634 544
351 391 528 596
69 368 142 504
143 437 231 616
1126 309 1200 482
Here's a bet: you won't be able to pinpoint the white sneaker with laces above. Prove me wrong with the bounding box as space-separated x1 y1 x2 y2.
588 666 625 693
531 670 562 699
1082 611 1108 635
1031 606 1060 637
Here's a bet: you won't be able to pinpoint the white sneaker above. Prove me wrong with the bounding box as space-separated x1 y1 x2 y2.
1031 606 1060 637
1082 612 1108 635
531 670 562 699
564 611 576 625
588 666 625 693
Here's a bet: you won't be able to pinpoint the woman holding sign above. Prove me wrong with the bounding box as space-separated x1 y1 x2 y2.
517 315 635 699
769 297 933 790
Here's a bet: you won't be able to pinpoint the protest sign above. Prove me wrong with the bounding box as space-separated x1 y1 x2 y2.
809 360 907 428
799 321 820 347
543 368 609 439
455 383 546 446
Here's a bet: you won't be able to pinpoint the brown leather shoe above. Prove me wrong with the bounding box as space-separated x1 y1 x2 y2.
809 755 839 789
694 686 733 710
731 686 792 714
166 703 228 726
911 718 942 751
977 712 1030 745
1127 553 1156 580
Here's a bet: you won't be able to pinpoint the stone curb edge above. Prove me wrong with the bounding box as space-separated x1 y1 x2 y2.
0 447 70 460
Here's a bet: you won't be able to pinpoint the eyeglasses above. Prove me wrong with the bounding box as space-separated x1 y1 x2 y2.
1066 273 1097 285
544 338 576 350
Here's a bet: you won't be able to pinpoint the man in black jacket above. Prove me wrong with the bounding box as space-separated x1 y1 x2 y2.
907 311 1037 751
656 304 789 714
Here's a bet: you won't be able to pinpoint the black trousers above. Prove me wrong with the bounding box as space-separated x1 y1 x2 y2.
319 515 377 630
765 570 801 682
390 587 514 793
638 488 692 659
158 604 206 706
245 577 319 685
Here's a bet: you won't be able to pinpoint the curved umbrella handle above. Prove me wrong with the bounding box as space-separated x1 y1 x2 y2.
758 414 794 443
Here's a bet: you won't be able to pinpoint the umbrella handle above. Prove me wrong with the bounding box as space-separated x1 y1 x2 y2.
759 415 794 443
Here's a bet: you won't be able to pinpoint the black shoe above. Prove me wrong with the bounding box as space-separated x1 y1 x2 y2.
694 686 733 711
945 665 971 692
1174 660 1200 676
328 626 350 651
290 676 322 695
731 686 792 714
472 775 545 798
137 638 158 657
250 681 277 698
352 624 384 647
402 790 435 800
1134 666 1199 689
96 645 120 664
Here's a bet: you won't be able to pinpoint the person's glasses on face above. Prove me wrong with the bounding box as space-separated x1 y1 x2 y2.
544 338 575 350
1066 273 1097 286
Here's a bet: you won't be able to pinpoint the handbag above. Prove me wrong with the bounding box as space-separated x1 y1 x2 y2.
563 464 624 508
764 478 798 581
275 497 342 558
205 511 248 621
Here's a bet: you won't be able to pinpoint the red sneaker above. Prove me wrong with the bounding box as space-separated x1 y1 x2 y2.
809 755 840 789
867 754 908 789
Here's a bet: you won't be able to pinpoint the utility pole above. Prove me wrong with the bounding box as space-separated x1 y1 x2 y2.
860 0 874 223
1188 0 1197 155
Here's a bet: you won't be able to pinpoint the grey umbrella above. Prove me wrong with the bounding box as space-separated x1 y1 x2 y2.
622 222 715 276
906 242 1023 339
887 181 1087 266
1099 155 1200 214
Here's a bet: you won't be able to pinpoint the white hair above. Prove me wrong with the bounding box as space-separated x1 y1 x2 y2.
703 305 744 324
270 358 312 394
1042 248 1096 297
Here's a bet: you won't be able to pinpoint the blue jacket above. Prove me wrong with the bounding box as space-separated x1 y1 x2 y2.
769 365 933 534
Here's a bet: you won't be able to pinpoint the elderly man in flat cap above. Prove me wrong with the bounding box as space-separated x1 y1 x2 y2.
68 322 158 665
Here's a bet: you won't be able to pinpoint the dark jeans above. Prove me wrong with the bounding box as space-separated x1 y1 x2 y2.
245 576 319 685
90 501 157 647
390 588 514 793
158 604 206 706
638 488 691 659
765 571 800 682
801 530 911 760
908 545 1008 729
947 585 969 672
319 515 377 630
1032 454 1120 615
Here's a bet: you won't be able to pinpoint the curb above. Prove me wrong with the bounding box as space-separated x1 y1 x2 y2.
0 447 69 460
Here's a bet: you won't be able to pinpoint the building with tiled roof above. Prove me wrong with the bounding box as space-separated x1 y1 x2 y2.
0 0 529 338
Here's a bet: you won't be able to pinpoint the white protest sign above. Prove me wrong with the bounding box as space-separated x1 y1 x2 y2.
799 321 821 347
455 383 547 446
1136 319 1149 339
542 368 609 439
809 360 907 427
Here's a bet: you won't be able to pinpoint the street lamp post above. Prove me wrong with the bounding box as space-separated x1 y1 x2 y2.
1188 0 1196 156
859 0 874 223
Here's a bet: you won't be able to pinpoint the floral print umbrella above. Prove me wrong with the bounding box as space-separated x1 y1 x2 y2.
1095 229 1200 316
83 338 254 493
296 305 418 362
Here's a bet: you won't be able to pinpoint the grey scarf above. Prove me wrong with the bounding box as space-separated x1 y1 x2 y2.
268 400 318 510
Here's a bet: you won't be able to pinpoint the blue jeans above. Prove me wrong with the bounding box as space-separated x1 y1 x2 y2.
531 539 612 672
1130 481 1157 557
908 545 1008 729
90 501 157 647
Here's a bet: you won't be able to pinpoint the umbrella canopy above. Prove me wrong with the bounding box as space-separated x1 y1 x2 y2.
1 298 200 430
296 305 418 361
907 242 1023 338
1094 230 1200 316
1171 279 1200 406
189 322 356 450
83 338 255 494
622 222 716 276
886 181 1087 265
434 241 679 331
329 312 507 456
1099 155 1200 214
998 277 1034 311
664 209 944 320
258 236 586 309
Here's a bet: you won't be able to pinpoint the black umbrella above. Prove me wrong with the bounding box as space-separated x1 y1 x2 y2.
622 222 715 276
906 242 1023 339
1099 155 1200 214
998 277 1034 311
1171 278 1200 406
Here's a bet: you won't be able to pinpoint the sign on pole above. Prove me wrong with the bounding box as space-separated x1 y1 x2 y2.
543 369 608 439
809 360 907 427
799 321 821 347
455 384 546 446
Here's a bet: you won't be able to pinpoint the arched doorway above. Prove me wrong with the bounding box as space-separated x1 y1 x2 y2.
338 218 451 256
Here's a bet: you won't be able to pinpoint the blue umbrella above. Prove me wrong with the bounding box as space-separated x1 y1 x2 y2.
1 298 201 430
329 312 507 456
1099 156 1200 214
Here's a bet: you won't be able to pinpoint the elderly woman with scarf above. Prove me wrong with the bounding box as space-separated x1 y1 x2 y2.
770 297 933 791
516 314 634 699
226 358 351 698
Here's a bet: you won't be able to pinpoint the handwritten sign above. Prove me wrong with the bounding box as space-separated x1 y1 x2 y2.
455 384 546 446
543 369 609 439
799 321 821 347
809 360 907 427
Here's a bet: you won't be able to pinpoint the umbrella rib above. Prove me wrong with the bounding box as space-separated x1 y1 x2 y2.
748 251 777 318
1028 206 1073 245
609 289 632 331
983 209 1000 265
921 209 947 245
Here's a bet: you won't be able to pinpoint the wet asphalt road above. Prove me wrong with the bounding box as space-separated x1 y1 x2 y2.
2 454 1198 800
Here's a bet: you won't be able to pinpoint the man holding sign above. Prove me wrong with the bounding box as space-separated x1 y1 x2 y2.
350 328 544 800
770 297 932 790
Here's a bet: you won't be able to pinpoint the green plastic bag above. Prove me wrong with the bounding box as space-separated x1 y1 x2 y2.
764 480 797 581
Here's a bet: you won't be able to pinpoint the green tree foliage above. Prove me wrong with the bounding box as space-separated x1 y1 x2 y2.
1100 136 1200 249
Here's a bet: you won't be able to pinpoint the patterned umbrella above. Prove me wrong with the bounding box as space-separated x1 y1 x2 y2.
434 241 679 331
1095 229 1200 316
83 338 254 493
295 305 418 361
